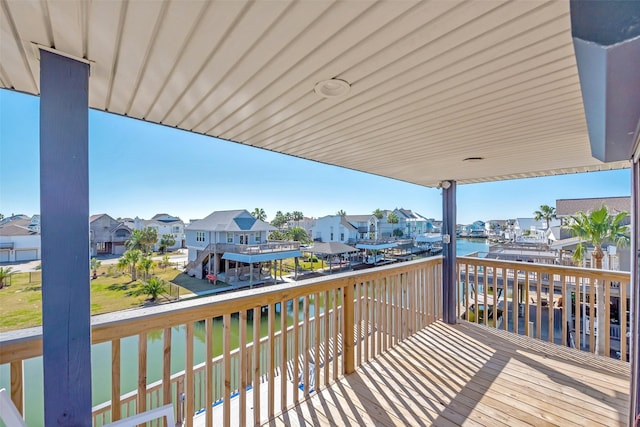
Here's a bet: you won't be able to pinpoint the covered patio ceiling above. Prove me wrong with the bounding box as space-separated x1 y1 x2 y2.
0 0 635 186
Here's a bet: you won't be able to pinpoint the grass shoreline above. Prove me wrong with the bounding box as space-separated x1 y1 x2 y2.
0 265 203 332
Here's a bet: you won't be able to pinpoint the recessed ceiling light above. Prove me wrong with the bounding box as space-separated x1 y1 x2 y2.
463 157 484 162
314 79 350 98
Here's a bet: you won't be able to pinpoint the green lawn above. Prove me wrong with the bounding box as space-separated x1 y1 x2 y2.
0 265 203 332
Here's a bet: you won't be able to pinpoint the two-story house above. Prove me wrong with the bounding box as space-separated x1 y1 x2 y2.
0 215 41 262
311 215 360 243
133 213 185 251
185 210 300 281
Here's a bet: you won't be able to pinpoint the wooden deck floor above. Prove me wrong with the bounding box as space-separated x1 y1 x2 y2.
265 321 630 426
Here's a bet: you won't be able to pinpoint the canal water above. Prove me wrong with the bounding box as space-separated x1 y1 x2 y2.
2 239 490 425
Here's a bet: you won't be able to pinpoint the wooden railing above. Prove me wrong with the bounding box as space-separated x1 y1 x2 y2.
457 257 631 359
0 256 442 426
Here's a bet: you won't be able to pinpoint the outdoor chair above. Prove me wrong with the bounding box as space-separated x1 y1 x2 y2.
102 403 175 427
0 388 27 427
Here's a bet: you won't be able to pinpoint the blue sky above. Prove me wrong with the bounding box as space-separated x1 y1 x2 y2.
0 89 630 225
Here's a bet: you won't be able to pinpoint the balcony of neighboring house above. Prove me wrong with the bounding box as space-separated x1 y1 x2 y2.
1 257 629 426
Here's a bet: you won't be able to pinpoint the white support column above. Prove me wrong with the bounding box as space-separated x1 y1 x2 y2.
39 49 92 426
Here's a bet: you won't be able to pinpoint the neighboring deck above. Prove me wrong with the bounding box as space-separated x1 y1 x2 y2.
268 321 630 426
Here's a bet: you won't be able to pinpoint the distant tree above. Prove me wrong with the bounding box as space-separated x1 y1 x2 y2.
0 266 13 289
159 234 176 253
252 208 267 221
392 228 403 237
288 227 311 243
533 204 557 229
90 258 102 279
161 254 170 269
387 213 399 226
337 210 346 216
268 230 288 240
118 249 142 281
125 229 144 251
139 227 158 253
565 204 629 356
373 209 383 219
285 212 293 222
292 211 304 226
137 256 155 281
0 213 4 221
140 277 168 302
271 211 287 229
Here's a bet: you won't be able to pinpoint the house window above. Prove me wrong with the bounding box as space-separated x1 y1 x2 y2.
255 232 261 242
172 226 180 233
196 232 205 242
227 233 234 243
240 235 245 244
330 233 334 240
340 233 344 240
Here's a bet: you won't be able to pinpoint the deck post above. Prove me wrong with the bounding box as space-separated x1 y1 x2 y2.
441 180 457 324
344 283 355 374
39 49 92 425
630 157 639 425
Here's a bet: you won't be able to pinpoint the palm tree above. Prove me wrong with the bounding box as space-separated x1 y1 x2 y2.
533 204 556 229
252 208 267 221
372 209 383 219
0 266 13 289
90 258 102 279
137 256 155 281
140 277 168 302
271 211 287 229
292 211 304 226
139 227 159 254
387 213 400 238
126 229 144 251
159 234 176 253
118 249 142 281
566 204 629 356
288 227 311 243
337 209 346 216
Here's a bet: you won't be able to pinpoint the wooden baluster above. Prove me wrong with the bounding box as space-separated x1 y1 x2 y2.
344 283 355 374
293 297 300 403
589 277 595 352
574 276 581 350
267 304 275 420
185 323 194 427
621 277 628 361
561 275 567 346
223 314 231 427
604 274 611 357
163 328 172 426
514 269 519 335
138 331 147 417
280 300 288 411
465 263 470 322
536 271 542 339
363 282 370 362
524 271 530 337
323 290 330 388
547 273 554 343
483 265 489 325
314 293 320 391
238 310 247 427
110 340 120 422
503 268 509 332
253 307 261 426
356 283 361 366
332 288 339 382
303 295 310 398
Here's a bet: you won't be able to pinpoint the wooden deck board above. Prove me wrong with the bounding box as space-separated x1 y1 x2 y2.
268 321 629 426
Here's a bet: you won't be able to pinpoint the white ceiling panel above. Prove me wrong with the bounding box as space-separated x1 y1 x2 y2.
0 0 629 187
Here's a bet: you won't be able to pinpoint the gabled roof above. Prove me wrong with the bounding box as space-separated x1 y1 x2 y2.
556 196 630 216
0 224 39 236
340 217 357 231
186 210 275 232
344 215 374 223
90 213 115 223
307 242 358 255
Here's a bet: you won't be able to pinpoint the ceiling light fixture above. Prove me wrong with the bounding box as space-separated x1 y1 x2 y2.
314 79 350 98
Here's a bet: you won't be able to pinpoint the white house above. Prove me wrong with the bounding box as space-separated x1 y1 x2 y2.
0 221 41 262
134 213 185 251
513 218 560 244
311 215 360 243
394 208 431 237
